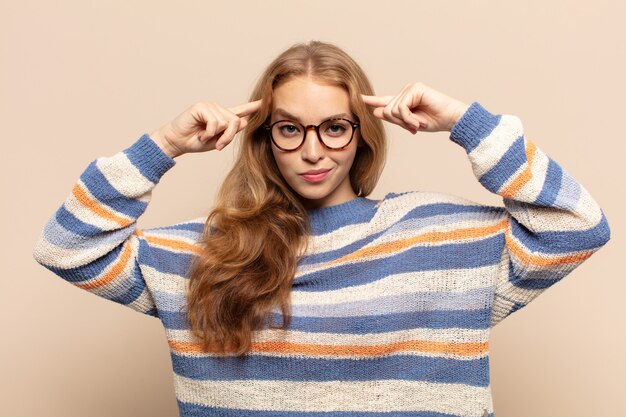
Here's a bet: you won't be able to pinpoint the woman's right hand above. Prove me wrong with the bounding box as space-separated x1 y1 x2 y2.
149 100 262 158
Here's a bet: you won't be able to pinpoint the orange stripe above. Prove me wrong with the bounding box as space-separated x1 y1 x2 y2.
168 338 488 357
76 239 133 290
504 225 594 267
143 235 203 255
72 183 132 227
329 219 508 265
501 138 537 198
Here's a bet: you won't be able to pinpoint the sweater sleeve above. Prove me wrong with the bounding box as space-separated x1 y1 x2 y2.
449 102 611 328
32 133 177 318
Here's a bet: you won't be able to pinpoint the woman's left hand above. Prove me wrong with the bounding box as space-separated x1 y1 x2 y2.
362 82 470 134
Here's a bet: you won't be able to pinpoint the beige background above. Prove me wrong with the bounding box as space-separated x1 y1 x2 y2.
2 1 624 416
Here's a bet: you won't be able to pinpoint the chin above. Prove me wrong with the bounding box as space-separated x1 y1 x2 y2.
288 185 333 204
294 189 331 202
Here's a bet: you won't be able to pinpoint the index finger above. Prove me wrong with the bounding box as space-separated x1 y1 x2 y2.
361 94 393 107
229 99 263 117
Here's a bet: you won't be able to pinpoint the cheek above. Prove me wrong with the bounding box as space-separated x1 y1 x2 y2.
342 146 359 170
270 149 292 177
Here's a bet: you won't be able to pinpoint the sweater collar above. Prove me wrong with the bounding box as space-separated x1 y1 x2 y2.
306 196 379 235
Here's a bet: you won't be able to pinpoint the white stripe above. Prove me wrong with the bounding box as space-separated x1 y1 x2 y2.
142 264 189 294
95 153 156 199
300 268 489 304
32 226 139 269
468 114 524 178
292 265 499 305
173 376 491 415
506 142 550 200
554 168 582 211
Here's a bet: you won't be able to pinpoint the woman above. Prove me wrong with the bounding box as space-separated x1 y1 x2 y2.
33 41 610 417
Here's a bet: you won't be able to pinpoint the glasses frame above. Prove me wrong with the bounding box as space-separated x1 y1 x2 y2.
264 117 360 152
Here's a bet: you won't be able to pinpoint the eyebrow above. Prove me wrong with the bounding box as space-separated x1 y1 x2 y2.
273 108 353 123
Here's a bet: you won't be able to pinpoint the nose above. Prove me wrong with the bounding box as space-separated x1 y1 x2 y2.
300 126 325 162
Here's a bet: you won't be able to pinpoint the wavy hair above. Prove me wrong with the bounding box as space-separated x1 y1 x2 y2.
185 40 387 356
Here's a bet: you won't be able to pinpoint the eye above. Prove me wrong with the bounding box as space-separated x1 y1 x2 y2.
323 120 350 137
328 124 346 133
277 122 302 137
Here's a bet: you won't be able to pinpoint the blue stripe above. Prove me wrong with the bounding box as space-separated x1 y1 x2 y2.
534 158 562 206
150 221 205 233
138 243 196 277
153 286 492 319
124 133 176 183
160 307 490 332
552 168 581 211
308 197 378 235
449 101 501 153
145 307 159 318
177 401 476 417
510 302 524 314
478 135 526 193
79 160 148 218
400 202 501 222
171 352 489 386
55 205 105 237
266 308 491 331
159 310 191 329
44 214 129 250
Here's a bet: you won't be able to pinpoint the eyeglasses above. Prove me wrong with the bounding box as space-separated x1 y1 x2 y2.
264 117 360 152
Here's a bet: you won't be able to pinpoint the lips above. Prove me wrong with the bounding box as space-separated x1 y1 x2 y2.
301 168 330 175
299 168 331 182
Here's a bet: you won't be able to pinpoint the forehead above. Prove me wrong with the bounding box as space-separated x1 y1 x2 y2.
272 76 351 122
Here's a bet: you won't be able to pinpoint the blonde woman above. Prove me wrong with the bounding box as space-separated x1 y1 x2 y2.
33 41 610 417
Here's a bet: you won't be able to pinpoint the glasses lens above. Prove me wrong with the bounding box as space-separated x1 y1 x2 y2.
319 119 353 148
272 121 303 150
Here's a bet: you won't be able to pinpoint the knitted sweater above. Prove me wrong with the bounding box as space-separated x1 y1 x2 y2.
33 102 610 417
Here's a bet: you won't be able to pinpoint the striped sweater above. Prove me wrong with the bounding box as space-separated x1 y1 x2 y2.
33 102 611 417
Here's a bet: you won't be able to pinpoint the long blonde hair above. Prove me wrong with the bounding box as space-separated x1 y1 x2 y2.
185 40 387 356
